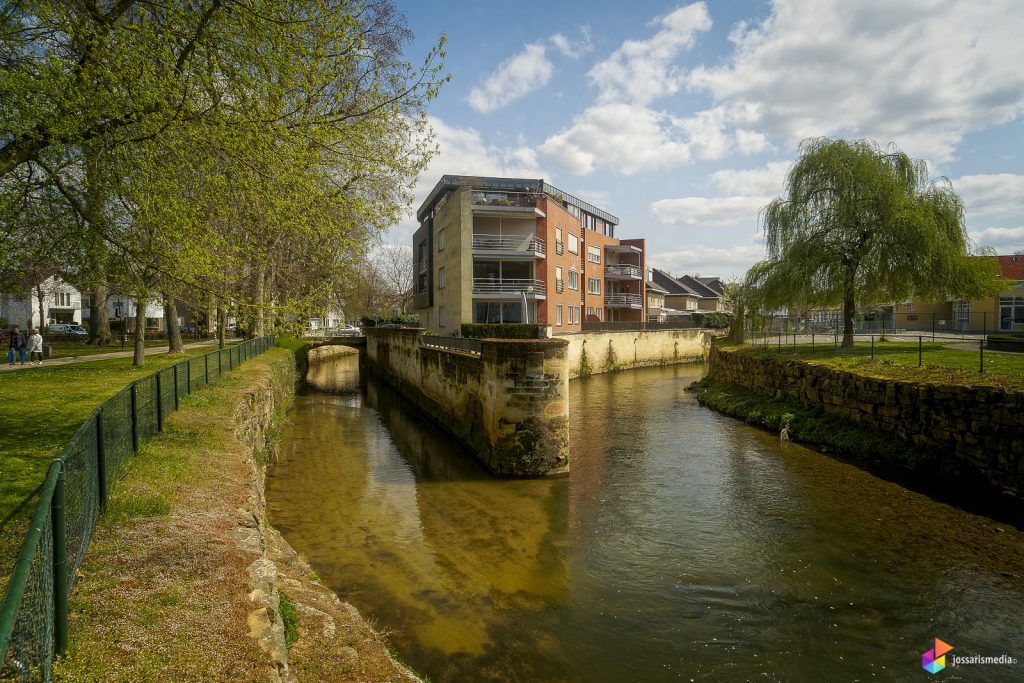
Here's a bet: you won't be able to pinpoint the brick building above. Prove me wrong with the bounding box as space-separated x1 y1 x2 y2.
413 176 646 333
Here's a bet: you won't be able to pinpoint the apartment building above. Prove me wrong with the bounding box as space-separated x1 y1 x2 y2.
413 176 646 333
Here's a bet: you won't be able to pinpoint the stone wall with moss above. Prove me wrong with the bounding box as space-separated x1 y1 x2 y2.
707 346 1024 496
365 328 569 476
560 329 709 379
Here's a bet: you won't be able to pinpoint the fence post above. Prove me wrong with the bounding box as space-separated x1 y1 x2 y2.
96 410 107 509
218 348 223 376
204 353 209 385
980 338 984 373
173 363 179 410
156 372 163 432
130 382 139 452
918 336 923 367
811 332 815 352
186 359 192 394
871 335 874 360
52 460 68 656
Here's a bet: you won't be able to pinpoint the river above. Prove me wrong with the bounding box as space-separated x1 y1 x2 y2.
265 354 1024 682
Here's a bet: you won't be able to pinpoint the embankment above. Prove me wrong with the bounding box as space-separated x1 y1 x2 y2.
560 328 709 379
701 346 1024 500
55 346 417 682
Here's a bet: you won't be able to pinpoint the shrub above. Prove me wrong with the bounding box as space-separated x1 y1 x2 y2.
360 313 420 328
692 311 733 329
278 591 299 648
460 323 545 339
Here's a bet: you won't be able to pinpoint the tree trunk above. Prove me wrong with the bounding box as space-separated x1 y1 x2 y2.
88 284 112 345
253 269 265 337
133 297 146 366
206 297 216 337
165 294 184 353
35 282 45 331
218 304 227 350
842 288 855 349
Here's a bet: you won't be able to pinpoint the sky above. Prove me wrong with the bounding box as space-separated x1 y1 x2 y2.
387 0 1024 280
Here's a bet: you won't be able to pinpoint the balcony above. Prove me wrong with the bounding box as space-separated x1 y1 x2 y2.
605 264 642 280
472 233 545 259
472 278 546 299
471 191 545 218
605 293 643 308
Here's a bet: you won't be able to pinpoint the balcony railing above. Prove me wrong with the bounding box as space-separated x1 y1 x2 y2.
471 190 539 209
605 264 642 279
555 241 564 255
605 293 643 307
472 278 546 296
555 278 564 293
472 233 545 255
420 335 482 356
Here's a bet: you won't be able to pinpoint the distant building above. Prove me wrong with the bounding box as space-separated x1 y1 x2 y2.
81 293 165 332
0 276 82 329
906 254 1024 332
412 176 646 333
649 269 730 316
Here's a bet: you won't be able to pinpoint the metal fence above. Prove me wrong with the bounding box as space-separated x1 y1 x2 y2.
742 319 1024 376
753 312 1013 338
0 335 276 681
419 335 482 356
581 320 698 333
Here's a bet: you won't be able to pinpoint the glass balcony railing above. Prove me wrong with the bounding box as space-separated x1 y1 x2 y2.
472 278 546 296
471 190 539 209
472 233 545 255
605 264 642 279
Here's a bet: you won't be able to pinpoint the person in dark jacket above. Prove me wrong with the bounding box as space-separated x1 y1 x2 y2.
7 325 26 365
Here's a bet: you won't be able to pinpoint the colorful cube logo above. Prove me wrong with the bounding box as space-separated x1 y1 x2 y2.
922 638 953 674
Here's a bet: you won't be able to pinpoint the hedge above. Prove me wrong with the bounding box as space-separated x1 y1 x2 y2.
460 323 546 339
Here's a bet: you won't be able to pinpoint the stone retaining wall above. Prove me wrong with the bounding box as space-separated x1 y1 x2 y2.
707 346 1024 496
365 329 569 476
559 328 710 379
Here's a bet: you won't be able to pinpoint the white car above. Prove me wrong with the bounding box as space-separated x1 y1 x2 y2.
329 324 362 337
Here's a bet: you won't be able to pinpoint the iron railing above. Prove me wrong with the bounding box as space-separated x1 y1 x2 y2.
0 336 277 681
471 233 545 255
472 278 546 296
605 264 642 279
419 336 482 356
604 293 643 307
555 241 564 255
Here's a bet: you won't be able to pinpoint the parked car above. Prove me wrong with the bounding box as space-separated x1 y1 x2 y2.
64 325 88 337
330 324 361 337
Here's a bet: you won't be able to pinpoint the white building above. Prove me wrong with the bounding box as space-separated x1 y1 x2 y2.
0 276 82 329
81 292 165 332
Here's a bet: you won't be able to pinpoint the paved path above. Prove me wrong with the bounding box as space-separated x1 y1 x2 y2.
1 339 233 373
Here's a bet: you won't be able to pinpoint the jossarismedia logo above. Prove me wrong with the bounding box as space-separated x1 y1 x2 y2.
922 638 954 674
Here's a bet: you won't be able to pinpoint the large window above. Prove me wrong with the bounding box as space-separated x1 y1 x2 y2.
587 245 600 264
439 305 446 327
587 277 600 294
556 304 563 326
53 292 71 307
568 269 579 290
1000 296 1024 331
568 233 579 254
437 227 446 251
438 266 446 289
555 266 564 293
474 302 527 324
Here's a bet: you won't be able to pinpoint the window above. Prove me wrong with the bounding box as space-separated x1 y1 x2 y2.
586 307 594 318
587 277 600 295
555 266 564 293
556 304 563 326
417 241 428 293
587 245 600 264
437 227 446 251
999 296 1024 331
438 266 446 289
555 227 564 254
568 269 579 290
596 308 603 321
53 292 71 307
904 301 914 311
439 305 446 327
568 233 579 254
567 306 575 325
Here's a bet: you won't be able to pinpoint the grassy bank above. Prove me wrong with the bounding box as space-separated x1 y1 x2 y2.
0 344 238 591
729 339 1024 390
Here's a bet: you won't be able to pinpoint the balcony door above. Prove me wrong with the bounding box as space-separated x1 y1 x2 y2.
473 260 533 281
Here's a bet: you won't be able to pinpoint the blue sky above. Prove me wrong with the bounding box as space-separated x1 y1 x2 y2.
388 0 1024 279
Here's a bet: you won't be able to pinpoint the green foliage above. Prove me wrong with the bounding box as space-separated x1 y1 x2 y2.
279 591 300 649
459 323 546 339
361 313 420 327
692 311 733 329
578 340 592 377
746 138 1002 346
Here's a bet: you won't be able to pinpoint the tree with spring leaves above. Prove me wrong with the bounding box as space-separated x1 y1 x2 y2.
746 138 1001 348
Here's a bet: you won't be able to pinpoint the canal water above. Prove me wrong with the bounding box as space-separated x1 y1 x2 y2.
266 355 1024 682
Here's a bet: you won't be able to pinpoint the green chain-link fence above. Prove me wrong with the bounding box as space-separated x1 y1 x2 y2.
0 335 276 681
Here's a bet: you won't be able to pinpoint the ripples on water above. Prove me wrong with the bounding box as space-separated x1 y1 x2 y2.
266 356 1024 682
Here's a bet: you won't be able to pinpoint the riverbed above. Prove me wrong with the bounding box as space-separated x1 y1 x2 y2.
266 355 1024 681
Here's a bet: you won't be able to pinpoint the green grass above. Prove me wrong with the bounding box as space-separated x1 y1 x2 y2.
0 344 246 591
279 591 299 649
44 339 179 359
729 338 1024 390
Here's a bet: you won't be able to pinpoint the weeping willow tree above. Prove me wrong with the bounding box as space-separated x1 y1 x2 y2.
746 138 1001 348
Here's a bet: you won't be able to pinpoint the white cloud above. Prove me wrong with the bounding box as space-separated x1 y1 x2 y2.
551 27 593 60
968 226 1024 252
588 3 712 105
650 195 767 227
685 0 1024 162
467 43 554 113
709 161 790 196
651 243 765 280
953 174 1024 217
571 188 611 208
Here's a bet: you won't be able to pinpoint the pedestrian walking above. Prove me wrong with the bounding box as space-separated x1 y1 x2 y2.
26 328 44 366
7 325 26 365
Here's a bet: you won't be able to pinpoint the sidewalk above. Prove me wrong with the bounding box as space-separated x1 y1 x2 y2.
1 339 234 373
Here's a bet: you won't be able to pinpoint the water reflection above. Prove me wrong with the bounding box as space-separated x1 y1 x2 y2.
268 356 1024 682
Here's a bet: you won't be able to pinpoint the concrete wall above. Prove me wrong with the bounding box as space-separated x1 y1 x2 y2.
707 346 1024 496
559 328 709 379
365 328 569 476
